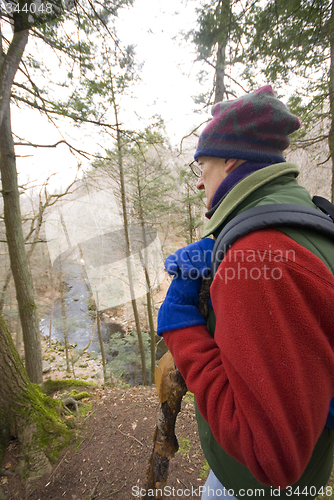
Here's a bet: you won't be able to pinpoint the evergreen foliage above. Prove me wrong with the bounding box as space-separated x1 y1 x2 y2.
187 0 334 197
174 168 206 244
242 0 332 129
189 0 246 103
240 0 334 198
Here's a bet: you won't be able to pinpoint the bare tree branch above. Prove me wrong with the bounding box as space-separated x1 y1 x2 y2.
11 92 119 131
293 134 329 147
14 137 93 160
178 120 210 155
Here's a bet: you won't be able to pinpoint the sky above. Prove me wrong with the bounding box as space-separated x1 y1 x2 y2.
10 0 209 192
115 0 205 142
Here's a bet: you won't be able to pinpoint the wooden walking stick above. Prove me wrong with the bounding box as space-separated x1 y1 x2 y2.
143 352 187 499
143 277 211 499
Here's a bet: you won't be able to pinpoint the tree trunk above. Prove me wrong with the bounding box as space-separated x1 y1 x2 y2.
0 269 12 312
329 0 334 203
215 42 226 103
60 279 70 374
96 306 107 384
0 189 48 314
118 149 147 385
146 287 156 385
0 28 29 129
136 169 156 384
110 81 147 385
214 0 231 104
0 105 43 384
0 316 72 480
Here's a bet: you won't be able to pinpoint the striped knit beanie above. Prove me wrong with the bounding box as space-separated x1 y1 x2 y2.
194 85 300 163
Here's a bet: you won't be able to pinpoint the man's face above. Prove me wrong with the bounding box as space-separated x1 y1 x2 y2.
196 156 230 210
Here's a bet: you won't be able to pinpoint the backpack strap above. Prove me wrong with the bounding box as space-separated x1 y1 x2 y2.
211 203 334 277
313 196 334 221
210 198 334 432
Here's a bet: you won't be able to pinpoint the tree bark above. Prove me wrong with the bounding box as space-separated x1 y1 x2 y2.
329 0 334 203
0 105 43 384
110 80 147 385
215 42 227 103
0 316 72 479
0 28 29 128
214 0 231 103
136 168 156 384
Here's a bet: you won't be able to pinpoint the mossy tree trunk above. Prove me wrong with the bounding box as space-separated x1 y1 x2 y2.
0 316 72 480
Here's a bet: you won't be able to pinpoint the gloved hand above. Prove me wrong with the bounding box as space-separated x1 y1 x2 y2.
157 239 215 336
165 239 215 278
157 272 206 336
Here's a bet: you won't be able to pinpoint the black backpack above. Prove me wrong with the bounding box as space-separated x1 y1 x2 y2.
210 196 334 430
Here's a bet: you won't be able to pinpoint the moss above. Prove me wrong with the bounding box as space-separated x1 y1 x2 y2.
42 379 97 396
22 383 74 463
0 318 75 479
45 355 56 363
78 403 92 417
10 385 75 481
184 391 194 404
199 460 210 479
177 437 191 454
68 390 92 401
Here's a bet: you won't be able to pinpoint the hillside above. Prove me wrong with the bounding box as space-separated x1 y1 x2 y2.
1 355 208 500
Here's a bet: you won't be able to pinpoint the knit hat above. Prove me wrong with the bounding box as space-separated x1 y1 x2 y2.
194 85 300 163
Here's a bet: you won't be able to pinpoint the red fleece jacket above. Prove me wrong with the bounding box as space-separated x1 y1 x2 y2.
163 229 334 488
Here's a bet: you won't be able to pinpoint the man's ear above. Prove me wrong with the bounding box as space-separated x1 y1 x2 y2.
225 159 239 173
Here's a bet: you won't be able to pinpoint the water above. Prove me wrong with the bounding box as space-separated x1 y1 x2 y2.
40 260 125 352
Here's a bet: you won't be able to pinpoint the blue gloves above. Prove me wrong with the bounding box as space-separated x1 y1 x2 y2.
157 239 214 336
165 238 214 278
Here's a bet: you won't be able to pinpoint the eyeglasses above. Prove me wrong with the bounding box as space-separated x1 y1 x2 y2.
189 160 202 178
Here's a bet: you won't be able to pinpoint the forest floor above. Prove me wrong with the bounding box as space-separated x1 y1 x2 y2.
0 341 209 500
3 340 334 500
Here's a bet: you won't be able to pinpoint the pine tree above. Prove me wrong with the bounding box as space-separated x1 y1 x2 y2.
174 168 205 244
0 0 133 382
189 0 245 104
241 0 334 199
124 127 174 384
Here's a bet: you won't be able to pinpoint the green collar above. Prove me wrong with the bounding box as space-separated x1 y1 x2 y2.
201 162 300 238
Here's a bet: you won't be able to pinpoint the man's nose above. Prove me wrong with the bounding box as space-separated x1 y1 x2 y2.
196 176 204 190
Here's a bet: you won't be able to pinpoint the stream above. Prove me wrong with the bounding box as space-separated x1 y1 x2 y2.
40 259 125 353
39 257 166 385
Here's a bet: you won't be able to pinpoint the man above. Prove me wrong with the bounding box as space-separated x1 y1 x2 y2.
157 86 334 499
